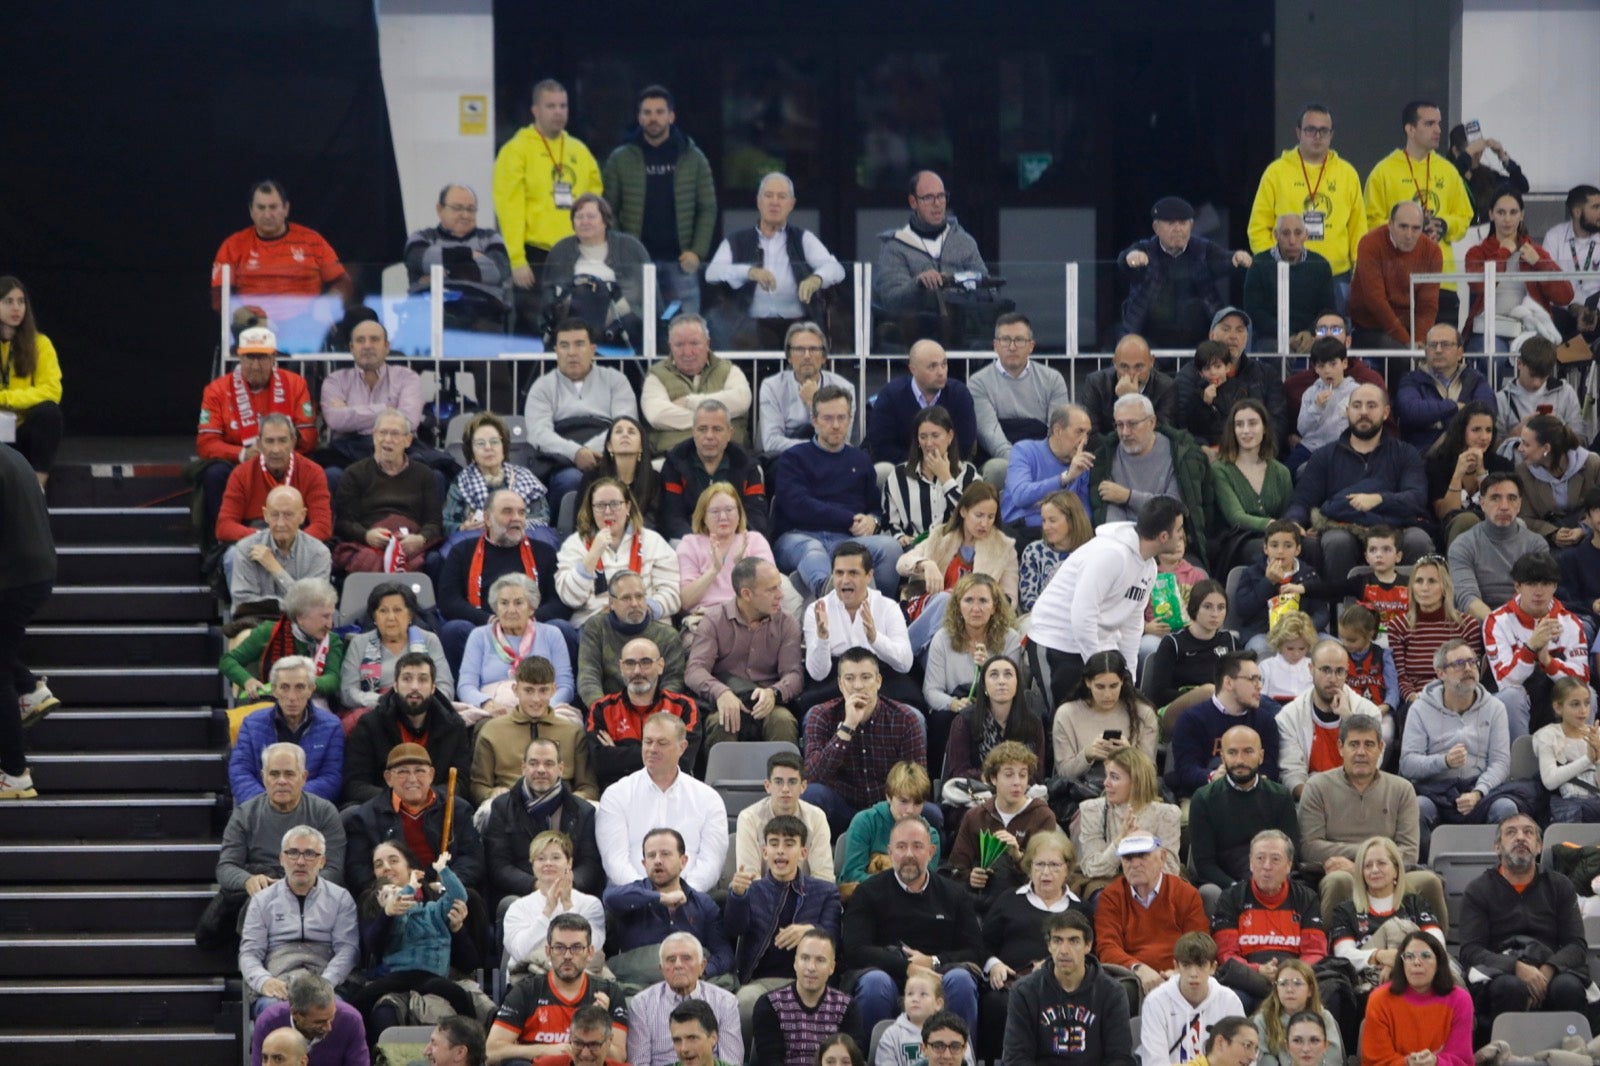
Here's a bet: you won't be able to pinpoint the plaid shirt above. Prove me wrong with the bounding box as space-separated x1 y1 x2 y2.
802 696 925 809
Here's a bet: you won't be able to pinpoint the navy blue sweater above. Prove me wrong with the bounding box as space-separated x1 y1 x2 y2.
865 376 978 465
1165 695 1284 797
1284 431 1428 528
772 440 882 536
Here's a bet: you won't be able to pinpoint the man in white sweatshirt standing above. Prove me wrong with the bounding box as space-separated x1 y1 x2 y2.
1030 496 1186 709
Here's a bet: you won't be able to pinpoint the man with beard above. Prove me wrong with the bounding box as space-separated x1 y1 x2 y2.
1186 725 1299 897
331 409 444 573
1274 641 1382 798
1087 392 1211 547
439 488 563 663
603 830 733 984
483 735 602 905
584 637 701 791
844 816 982 1037
1117 196 1252 349
1283 384 1433 581
239 825 358 1009
1459 813 1589 1026
488 914 628 1064
1544 184 1600 340
576 570 686 710
344 652 471 806
344 743 484 897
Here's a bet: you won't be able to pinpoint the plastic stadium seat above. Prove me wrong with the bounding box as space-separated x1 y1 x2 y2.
1428 824 1499 936
1490 1011 1590 1055
1544 823 1600 872
1509 734 1538 781
705 741 800 791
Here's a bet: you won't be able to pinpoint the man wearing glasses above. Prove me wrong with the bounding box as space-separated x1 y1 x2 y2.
968 311 1071 486
1002 909 1135 1066
584 637 701 790
489 916 628 1064
1399 638 1517 853
1247 105 1366 298
1088 392 1212 553
1281 311 1386 416
874 170 988 322
756 322 856 456
1394 322 1495 452
238 826 358 1013
1274 641 1382 799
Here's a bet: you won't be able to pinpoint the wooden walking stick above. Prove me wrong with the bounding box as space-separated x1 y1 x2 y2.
440 767 458 855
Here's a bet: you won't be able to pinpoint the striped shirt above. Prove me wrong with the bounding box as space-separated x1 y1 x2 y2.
881 460 979 539
1386 609 1484 702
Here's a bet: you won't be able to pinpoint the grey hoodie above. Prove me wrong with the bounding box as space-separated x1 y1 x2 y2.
1398 679 1510 796
1495 378 1584 459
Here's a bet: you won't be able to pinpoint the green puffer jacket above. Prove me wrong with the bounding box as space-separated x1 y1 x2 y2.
602 128 717 259
1088 424 1215 565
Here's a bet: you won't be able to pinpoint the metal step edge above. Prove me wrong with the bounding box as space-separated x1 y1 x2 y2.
47 585 210 595
0 794 217 808
48 506 191 516
29 752 224 762
0 842 219 854
30 707 214 719
0 886 217 899
0 933 218 946
36 666 219 676
0 978 227 993
2 1031 235 1043
32 625 212 636
58 546 199 556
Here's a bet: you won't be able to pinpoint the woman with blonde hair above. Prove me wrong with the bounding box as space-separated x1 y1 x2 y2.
898 480 1018 655
1384 556 1482 704
1329 836 1446 994
677 482 775 616
501 830 608 974
1259 610 1318 705
1252 959 1345 1066
1071 746 1180 890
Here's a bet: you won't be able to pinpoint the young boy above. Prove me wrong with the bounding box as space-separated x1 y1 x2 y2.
1495 337 1583 458
1349 526 1408 643
1137 931 1244 1066
945 742 1058 904
724 814 842 1012
1191 340 1236 448
1236 520 1329 643
838 761 941 887
734 752 835 882
1337 604 1398 743
873 970 976 1066
1292 336 1359 468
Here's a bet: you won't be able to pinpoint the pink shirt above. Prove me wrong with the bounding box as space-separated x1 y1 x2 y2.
320 364 424 437
676 532 776 614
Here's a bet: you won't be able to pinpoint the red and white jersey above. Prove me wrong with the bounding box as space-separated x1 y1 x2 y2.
1484 596 1588 688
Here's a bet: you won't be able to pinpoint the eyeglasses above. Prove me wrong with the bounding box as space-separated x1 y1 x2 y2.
1030 860 1067 871
1234 673 1264 685
925 1042 967 1055
1401 951 1436 963
1425 341 1460 352
1444 656 1480 671
282 849 323 861
1299 125 1333 137
787 345 826 356
705 506 740 518
570 1038 607 1051
1314 325 1346 336
471 437 502 450
1276 976 1308 988
994 336 1033 348
547 942 589 956
915 192 949 204
621 658 659 669
592 499 627 512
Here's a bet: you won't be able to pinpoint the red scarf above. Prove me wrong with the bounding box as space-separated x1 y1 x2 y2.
262 449 295 488
586 527 644 579
467 534 539 609
260 616 330 678
383 526 410 573
233 366 285 445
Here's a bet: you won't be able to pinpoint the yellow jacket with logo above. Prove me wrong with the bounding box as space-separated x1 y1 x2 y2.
491 126 604 266
0 333 63 418
1247 148 1365 276
1364 149 1474 276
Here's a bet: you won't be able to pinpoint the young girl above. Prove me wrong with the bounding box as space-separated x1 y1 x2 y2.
1337 604 1398 743
1019 490 1092 614
1533 676 1600 823
1251 959 1344 1066
1259 611 1316 704
1141 523 1210 665
1142 579 1238 738
874 970 976 1066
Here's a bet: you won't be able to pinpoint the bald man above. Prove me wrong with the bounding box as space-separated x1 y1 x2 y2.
1242 214 1336 346
864 339 977 469
260 1027 310 1066
1349 202 1442 348
1079 333 1177 437
1187 722 1300 893
584 637 702 791
229 484 332 620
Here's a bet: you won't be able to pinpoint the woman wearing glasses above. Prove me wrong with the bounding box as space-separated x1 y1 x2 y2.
442 411 551 552
1252 960 1345 1066
1385 557 1483 705
1359 930 1473 1066
677 482 775 618
555 476 678 625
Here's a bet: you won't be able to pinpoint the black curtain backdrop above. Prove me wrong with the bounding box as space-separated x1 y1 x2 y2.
0 2 405 435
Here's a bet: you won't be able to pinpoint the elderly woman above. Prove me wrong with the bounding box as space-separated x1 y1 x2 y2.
220 577 345 704
556 476 678 625
502 830 608 974
339 581 455 710
0 276 65 488
898 480 1019 655
678 482 776 617
542 193 648 345
1329 836 1447 994
458 574 575 724
229 660 345 804
443 411 551 551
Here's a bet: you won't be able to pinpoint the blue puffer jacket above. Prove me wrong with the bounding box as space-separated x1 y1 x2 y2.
229 703 345 805
368 864 466 977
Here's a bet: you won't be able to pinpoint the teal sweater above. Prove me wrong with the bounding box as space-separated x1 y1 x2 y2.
839 801 942 882
375 864 465 977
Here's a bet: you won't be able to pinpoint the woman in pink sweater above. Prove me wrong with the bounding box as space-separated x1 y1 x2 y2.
1361 930 1473 1066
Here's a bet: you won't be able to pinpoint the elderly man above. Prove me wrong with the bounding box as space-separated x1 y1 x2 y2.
1094 833 1209 997
1176 310 1291 446
659 399 768 539
1298 713 1445 924
576 570 687 710
967 312 1071 483
800 542 917 712
483 733 602 905
874 170 989 326
1088 393 1211 548
706 172 845 350
1448 472 1548 620
757 321 857 455
472 656 598 807
1349 203 1442 349
1169 655 1286 800
345 742 485 894
404 183 513 329
1079 334 1177 438
1459 814 1590 1027
1400 638 1517 851
196 327 319 525
1394 323 1496 452
206 743 347 948
751 930 858 1066
1364 100 1474 326
437 489 563 660
584 637 701 790
211 180 352 315
603 85 717 320
331 409 443 573
1000 402 1093 530
1118 196 1252 348
773 386 904 598
216 414 333 552
595 712 728 892
603 833 735 986
524 318 639 503
239 825 358 1009
219 577 344 703
1188 724 1300 896
865 339 977 469
1283 384 1433 580
250 973 367 1066
1211 830 1339 1014
228 485 332 620
641 314 752 454
230 659 344 805
845 816 983 1036
1243 215 1337 345
1485 551 1589 740
1248 104 1367 291
686 557 802 749
344 652 471 806
488 913 627 1064
318 317 437 472
425 1016 487 1066
1274 640 1382 798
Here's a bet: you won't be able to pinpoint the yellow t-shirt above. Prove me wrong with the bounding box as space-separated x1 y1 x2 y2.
1247 148 1365 276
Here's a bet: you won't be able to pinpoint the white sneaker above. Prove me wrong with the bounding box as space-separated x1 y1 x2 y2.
19 681 59 728
0 770 36 800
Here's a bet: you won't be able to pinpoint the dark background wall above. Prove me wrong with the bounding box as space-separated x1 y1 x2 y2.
0 1 404 436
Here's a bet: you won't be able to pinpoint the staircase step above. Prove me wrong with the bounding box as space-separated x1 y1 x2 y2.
57 545 202 584
25 624 218 668
37 585 216 623
48 504 193 543
0 793 220 840
0 840 220 883
28 708 223 752
0 977 229 1029
0 932 236 976
28 750 226 792
0 1027 238 1066
0 886 216 934
41 666 221 706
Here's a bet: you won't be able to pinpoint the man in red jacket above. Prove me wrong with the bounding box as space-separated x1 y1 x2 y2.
1094 834 1209 997
216 413 333 546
